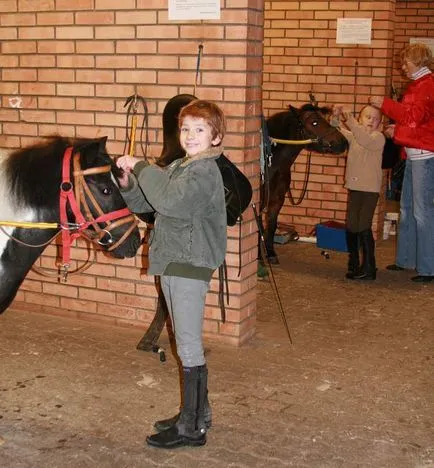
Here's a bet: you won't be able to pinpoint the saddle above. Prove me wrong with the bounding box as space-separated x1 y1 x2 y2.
216 154 252 226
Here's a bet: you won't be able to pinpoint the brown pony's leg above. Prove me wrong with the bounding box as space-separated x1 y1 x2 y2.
264 173 289 264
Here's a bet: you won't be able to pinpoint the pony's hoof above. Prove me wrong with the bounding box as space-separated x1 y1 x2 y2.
257 263 269 278
268 256 279 265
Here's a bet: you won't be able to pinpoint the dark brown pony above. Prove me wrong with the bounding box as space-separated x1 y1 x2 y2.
261 104 348 264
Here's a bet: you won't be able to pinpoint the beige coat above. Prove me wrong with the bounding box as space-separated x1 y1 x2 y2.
340 116 385 193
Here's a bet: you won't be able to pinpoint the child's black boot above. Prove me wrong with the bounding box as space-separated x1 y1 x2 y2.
154 364 212 432
146 366 207 449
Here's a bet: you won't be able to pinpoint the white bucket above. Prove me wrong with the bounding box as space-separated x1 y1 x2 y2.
384 212 399 239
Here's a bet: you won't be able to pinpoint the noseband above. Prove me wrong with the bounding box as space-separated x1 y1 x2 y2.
60 146 138 270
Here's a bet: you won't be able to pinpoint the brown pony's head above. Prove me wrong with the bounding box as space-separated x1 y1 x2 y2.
293 104 348 154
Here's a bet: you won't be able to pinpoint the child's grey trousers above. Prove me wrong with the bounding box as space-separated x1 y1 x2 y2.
161 275 209 367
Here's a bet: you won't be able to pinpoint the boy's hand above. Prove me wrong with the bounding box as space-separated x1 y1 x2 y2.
117 170 130 188
116 155 139 172
116 155 139 189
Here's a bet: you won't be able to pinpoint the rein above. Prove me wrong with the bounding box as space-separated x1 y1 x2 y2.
284 107 336 205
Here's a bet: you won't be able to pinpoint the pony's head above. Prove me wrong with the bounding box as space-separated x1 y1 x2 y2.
4 136 141 259
68 137 141 258
292 104 348 154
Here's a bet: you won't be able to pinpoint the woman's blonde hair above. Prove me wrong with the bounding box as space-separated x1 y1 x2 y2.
400 43 433 68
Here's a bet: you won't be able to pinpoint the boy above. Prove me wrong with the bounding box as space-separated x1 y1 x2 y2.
116 99 227 449
333 105 385 280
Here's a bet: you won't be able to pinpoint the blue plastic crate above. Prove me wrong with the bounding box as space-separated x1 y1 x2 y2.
316 223 348 253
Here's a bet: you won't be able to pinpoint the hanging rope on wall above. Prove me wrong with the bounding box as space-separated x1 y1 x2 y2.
123 91 149 159
353 59 359 115
193 43 204 96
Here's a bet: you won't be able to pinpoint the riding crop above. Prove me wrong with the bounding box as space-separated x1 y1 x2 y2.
252 203 293 344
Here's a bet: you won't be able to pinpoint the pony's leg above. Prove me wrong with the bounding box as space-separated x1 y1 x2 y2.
263 176 288 264
264 211 280 264
255 206 269 277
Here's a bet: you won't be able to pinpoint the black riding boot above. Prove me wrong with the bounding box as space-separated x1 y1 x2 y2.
345 230 360 279
154 364 212 432
353 229 376 280
146 366 207 449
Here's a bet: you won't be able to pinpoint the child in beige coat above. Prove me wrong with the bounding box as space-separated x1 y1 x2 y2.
333 105 385 280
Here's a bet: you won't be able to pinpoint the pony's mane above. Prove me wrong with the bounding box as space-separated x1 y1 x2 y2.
299 103 332 115
4 135 113 210
299 103 317 112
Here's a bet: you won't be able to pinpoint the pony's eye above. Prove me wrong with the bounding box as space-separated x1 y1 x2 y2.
312 121 319 127
102 187 112 195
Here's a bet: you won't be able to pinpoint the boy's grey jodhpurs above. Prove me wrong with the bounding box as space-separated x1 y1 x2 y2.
160 275 209 367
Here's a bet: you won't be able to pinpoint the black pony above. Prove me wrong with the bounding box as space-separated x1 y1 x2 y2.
0 136 141 313
261 104 348 264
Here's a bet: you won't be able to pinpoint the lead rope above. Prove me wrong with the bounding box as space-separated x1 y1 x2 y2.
286 150 312 205
353 59 359 115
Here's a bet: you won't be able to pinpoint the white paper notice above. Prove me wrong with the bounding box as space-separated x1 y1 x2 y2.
410 37 434 55
336 18 372 45
169 0 221 21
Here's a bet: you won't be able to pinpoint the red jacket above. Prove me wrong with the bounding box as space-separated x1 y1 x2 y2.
381 73 434 152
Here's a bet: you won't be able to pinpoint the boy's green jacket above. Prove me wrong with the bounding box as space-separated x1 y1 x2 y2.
120 147 227 278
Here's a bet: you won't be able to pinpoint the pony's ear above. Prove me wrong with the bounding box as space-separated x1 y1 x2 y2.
75 137 110 168
97 136 108 153
76 136 108 153
319 106 332 116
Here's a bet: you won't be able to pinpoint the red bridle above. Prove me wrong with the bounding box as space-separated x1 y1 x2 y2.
59 146 138 272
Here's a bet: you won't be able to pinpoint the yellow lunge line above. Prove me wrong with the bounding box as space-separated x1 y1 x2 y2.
270 137 315 145
0 221 59 229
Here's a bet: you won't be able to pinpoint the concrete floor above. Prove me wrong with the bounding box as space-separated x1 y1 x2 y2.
0 239 433 468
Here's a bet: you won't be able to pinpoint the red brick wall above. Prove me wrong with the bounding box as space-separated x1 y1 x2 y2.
0 1 263 346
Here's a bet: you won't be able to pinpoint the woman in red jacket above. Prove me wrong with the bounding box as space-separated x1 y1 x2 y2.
370 42 434 283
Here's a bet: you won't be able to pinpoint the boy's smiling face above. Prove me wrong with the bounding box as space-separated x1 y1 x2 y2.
179 116 221 156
